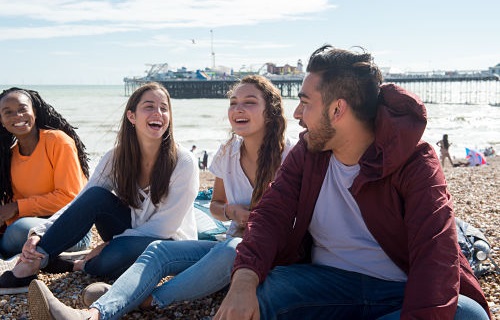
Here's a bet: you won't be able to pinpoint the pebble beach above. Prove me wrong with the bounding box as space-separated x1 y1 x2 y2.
1 158 499 320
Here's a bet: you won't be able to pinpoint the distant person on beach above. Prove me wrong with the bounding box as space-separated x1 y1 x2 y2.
27 75 295 320
0 82 199 295
201 150 208 170
190 144 196 152
0 87 91 259
214 45 490 319
437 134 454 167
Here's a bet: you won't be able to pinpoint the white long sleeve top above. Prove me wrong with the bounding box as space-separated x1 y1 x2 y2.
30 145 199 241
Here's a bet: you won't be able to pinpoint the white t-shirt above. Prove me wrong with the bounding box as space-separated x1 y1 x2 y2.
309 154 407 282
209 135 296 237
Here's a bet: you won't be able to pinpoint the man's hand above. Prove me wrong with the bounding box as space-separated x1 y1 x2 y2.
214 268 260 320
20 235 44 263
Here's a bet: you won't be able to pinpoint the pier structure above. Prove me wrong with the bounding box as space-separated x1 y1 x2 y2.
385 73 499 105
124 77 303 99
124 73 499 105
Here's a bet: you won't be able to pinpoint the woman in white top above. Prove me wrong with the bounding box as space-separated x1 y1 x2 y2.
27 75 295 320
0 82 198 293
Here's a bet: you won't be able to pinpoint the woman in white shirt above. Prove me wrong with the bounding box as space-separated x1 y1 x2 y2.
27 75 295 320
0 82 198 293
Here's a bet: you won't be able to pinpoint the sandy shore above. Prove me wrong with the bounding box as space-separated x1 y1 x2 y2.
1 158 499 319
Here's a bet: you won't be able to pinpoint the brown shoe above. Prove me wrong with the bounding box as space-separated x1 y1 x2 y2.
28 280 92 320
81 282 111 307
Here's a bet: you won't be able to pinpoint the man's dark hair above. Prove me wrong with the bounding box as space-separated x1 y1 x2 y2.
306 45 383 129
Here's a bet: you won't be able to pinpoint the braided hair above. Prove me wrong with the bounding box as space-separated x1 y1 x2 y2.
0 87 90 204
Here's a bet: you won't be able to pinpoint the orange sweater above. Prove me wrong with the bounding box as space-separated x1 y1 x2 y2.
7 129 87 225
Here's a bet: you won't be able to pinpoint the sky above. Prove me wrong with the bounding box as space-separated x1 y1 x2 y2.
1 0 499 85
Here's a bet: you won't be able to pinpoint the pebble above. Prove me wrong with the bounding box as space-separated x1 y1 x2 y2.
1 157 498 319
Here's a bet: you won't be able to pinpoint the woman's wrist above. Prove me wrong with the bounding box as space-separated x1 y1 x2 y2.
223 203 231 221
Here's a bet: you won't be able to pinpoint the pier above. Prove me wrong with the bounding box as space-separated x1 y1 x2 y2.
124 73 500 105
385 73 500 105
124 77 303 99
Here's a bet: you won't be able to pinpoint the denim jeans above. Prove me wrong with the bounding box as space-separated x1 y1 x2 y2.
0 217 91 259
37 186 160 279
257 264 489 320
92 237 242 320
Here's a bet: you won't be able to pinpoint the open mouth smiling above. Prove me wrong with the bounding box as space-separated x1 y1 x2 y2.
13 121 29 127
234 118 249 123
148 120 164 129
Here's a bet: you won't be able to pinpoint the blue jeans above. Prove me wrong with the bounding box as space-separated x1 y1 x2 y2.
257 264 489 320
37 186 160 279
0 217 91 259
92 237 242 320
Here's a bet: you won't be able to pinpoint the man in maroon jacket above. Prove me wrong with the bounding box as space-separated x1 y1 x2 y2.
214 45 490 320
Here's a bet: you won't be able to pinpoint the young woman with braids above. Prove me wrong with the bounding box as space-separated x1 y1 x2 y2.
0 82 199 294
0 87 91 258
27 75 296 320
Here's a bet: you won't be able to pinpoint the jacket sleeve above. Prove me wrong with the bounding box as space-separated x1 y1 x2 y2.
233 140 306 282
399 145 459 319
16 133 86 218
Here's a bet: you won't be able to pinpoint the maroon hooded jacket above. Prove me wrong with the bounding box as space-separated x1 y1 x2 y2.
234 84 490 319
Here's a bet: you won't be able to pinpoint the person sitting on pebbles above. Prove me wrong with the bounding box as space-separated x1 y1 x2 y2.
27 75 296 320
0 87 91 264
0 82 199 295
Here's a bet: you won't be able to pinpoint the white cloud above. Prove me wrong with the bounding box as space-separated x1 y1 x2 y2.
0 25 135 41
0 0 335 40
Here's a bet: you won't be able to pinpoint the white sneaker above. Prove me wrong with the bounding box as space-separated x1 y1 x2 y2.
0 254 20 276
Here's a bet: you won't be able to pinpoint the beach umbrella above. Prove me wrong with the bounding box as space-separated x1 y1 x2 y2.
465 148 487 166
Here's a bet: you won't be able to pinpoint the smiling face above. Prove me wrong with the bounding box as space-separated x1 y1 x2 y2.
0 91 37 138
294 72 336 152
228 83 266 140
127 89 170 142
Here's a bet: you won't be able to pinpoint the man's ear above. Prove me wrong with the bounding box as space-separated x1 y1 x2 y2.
329 99 346 122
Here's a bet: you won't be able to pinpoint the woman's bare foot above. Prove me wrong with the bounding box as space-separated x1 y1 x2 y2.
12 259 40 278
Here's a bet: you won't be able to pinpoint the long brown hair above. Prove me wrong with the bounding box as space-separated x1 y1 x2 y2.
227 75 286 208
112 82 177 208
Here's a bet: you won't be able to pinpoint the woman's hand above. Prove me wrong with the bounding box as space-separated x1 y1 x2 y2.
74 241 109 271
226 204 250 228
0 202 19 225
20 235 44 263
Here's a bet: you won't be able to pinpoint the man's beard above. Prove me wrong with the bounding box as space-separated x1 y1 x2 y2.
305 111 335 152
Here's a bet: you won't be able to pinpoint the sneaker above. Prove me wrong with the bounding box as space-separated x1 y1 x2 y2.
28 279 92 320
0 254 20 276
0 271 37 294
81 282 111 307
59 249 91 262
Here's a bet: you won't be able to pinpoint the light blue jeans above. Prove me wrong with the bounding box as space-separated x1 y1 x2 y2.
257 264 489 320
0 217 91 259
91 237 242 320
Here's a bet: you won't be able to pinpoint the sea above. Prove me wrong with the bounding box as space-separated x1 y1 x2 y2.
1 84 499 170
